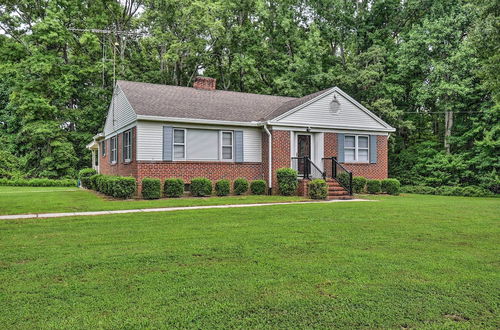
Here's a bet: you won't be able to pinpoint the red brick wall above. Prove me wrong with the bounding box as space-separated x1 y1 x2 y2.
99 127 138 178
135 161 263 193
323 133 388 179
270 130 291 193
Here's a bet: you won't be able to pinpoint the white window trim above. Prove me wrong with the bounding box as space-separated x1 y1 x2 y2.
123 130 132 163
344 135 369 163
110 136 117 164
220 131 234 161
101 141 106 157
173 128 186 160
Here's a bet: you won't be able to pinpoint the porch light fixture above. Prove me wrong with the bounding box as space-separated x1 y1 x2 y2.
330 93 340 114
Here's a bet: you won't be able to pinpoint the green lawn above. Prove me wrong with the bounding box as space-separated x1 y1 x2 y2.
0 194 498 328
0 186 304 215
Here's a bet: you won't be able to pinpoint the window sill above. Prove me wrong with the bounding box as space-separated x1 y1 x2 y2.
342 162 370 165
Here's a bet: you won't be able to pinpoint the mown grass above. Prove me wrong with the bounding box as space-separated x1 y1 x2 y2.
0 194 499 328
0 186 304 215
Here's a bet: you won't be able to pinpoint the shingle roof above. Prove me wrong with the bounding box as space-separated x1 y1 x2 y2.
117 80 298 122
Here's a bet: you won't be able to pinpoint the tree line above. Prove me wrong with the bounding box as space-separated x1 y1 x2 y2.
0 0 498 192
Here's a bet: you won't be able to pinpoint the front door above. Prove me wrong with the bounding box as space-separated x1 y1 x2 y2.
297 134 311 176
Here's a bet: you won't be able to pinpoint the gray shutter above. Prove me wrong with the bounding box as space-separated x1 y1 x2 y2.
163 126 173 161
337 133 345 163
235 130 244 162
108 139 111 164
370 135 377 164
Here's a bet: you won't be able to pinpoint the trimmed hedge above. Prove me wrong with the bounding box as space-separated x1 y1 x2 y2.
79 168 97 188
276 168 298 196
0 178 77 187
381 178 401 195
89 174 102 191
142 178 161 199
215 179 230 196
91 175 136 199
164 178 184 198
308 179 327 199
367 179 381 194
250 180 267 195
337 172 350 188
190 178 212 197
233 178 249 195
400 185 495 197
352 176 367 194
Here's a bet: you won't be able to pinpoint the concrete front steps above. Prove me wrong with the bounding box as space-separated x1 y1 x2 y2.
326 179 352 200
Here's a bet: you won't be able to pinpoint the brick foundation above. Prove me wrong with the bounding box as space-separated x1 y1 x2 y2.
99 127 138 178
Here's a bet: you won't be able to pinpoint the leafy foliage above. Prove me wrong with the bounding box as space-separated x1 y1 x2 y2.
190 178 212 197
367 180 382 194
215 179 230 196
164 178 184 198
308 179 327 199
0 178 77 187
352 177 367 194
233 178 249 195
0 0 497 191
250 180 267 195
381 179 401 195
142 178 161 200
276 168 298 196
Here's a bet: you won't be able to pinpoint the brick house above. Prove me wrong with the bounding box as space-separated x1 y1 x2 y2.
87 77 395 196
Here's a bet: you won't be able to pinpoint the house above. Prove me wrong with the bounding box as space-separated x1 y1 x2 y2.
86 77 395 196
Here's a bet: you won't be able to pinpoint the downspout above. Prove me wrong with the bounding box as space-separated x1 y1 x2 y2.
263 124 272 195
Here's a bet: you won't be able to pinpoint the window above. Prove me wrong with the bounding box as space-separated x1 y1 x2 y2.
123 130 132 162
221 131 233 160
173 129 186 160
101 141 106 157
110 136 117 163
344 135 369 162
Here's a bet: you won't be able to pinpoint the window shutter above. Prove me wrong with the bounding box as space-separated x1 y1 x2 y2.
122 133 126 162
337 133 345 163
108 139 111 164
163 126 173 161
370 135 377 164
235 130 244 162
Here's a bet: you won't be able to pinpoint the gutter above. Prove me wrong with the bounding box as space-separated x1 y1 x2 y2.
263 124 272 194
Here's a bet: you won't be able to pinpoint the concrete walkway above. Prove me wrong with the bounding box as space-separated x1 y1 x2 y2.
0 199 373 220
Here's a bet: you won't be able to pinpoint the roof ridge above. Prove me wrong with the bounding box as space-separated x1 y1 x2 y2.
117 80 296 101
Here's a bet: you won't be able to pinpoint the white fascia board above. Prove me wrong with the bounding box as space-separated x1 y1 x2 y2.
268 121 395 133
136 115 262 127
271 86 395 131
104 122 137 139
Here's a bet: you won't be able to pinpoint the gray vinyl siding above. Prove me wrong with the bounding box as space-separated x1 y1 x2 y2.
275 91 387 130
103 85 137 136
136 121 262 162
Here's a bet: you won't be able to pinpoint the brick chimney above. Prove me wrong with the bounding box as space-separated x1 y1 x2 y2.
193 76 216 91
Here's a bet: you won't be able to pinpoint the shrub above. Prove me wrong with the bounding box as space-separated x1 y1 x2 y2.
190 177 212 197
366 179 381 194
233 178 249 195
164 178 184 198
0 178 77 187
215 179 230 196
250 180 267 195
142 178 161 199
79 168 97 189
352 176 367 194
308 179 327 199
110 176 136 199
337 172 350 188
381 178 401 195
276 168 298 196
89 174 102 190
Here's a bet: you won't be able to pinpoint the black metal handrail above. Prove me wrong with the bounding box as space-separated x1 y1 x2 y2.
291 156 325 180
322 157 353 195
